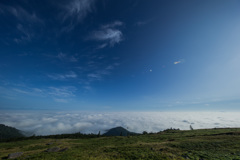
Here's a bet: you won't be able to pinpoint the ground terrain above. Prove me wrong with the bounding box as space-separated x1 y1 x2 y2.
1 128 240 160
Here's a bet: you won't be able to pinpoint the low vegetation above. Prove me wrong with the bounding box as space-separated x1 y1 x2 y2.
1 128 240 159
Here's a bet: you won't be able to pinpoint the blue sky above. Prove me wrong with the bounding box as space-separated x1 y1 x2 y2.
1 0 240 111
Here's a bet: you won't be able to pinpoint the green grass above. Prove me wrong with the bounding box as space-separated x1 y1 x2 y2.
1 128 240 159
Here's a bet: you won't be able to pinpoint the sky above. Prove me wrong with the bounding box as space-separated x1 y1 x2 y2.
1 0 240 111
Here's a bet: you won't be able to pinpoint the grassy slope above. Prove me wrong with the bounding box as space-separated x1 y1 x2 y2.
1 128 240 160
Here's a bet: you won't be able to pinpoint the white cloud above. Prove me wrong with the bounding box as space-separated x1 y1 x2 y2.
0 84 77 104
101 21 123 28
174 61 181 65
54 98 68 103
4 5 42 23
57 52 78 62
0 86 46 99
69 56 78 62
83 85 92 91
174 59 185 65
58 0 96 32
64 0 95 22
136 21 147 26
0 4 43 43
48 86 76 97
65 72 78 78
0 111 240 136
32 88 43 93
89 21 124 48
106 65 114 70
57 52 66 60
87 70 110 81
87 73 102 81
14 24 33 43
113 62 120 66
48 71 77 80
13 88 30 94
92 29 122 46
135 18 154 26
97 43 108 49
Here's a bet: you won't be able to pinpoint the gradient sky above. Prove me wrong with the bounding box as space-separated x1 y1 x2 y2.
1 0 240 111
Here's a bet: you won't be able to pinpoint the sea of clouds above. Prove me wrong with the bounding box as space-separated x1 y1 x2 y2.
0 111 239 135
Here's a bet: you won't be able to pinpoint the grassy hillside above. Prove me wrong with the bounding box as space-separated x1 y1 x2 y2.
1 128 240 159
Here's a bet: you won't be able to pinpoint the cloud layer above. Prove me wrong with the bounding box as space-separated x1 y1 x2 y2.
1 111 239 136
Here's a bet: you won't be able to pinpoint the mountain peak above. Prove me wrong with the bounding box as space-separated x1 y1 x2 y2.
103 126 137 136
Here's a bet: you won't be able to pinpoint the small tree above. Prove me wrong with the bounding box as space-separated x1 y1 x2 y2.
97 131 101 137
142 131 148 135
190 125 193 130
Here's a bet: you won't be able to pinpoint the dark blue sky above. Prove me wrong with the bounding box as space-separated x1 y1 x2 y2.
1 0 240 111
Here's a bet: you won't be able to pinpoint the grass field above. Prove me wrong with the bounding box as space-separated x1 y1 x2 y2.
1 128 240 160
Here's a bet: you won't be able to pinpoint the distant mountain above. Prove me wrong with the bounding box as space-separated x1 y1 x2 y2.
0 124 25 140
103 126 138 136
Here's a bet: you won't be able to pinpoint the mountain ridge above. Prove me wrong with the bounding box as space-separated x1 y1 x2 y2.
0 124 25 140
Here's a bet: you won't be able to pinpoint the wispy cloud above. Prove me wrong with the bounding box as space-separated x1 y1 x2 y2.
48 86 76 98
87 73 102 81
82 59 120 83
87 70 111 81
101 21 123 28
62 0 95 29
92 29 122 46
2 5 42 23
106 65 114 70
32 88 43 93
14 24 33 43
135 18 154 26
48 71 77 80
57 52 78 62
0 82 77 104
84 86 92 91
69 56 78 62
6 86 76 98
13 88 30 94
0 4 43 43
57 52 66 60
97 43 108 49
7 87 46 98
54 98 68 103
89 21 124 48
1 111 240 135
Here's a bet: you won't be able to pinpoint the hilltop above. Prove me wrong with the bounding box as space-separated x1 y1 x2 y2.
103 126 138 136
